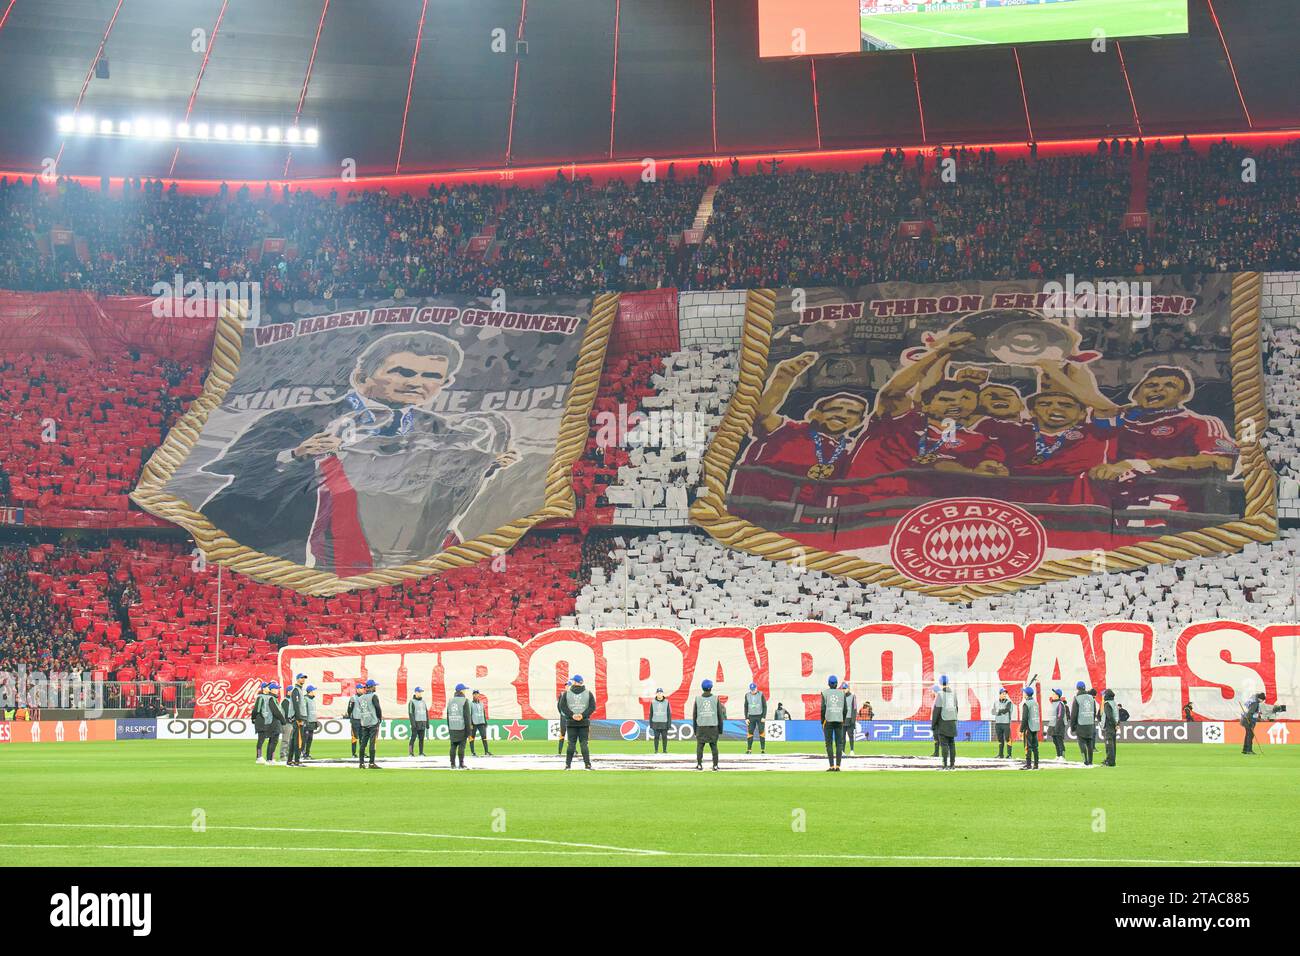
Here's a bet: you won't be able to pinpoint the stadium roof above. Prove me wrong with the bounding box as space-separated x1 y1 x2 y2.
0 0 1295 181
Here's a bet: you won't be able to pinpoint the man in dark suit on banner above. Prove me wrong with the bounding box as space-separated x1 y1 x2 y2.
201 331 518 576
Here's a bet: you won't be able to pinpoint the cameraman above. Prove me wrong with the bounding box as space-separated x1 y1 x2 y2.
1241 692 1265 755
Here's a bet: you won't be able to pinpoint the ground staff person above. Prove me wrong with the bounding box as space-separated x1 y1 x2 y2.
346 683 364 757
650 688 672 753
693 679 725 770
743 682 766 754
1019 686 1039 770
355 679 382 769
1070 680 1097 766
821 675 848 771
408 687 429 756
447 683 472 769
992 687 1014 759
1047 688 1068 760
1101 689 1119 766
556 678 572 755
560 675 596 770
933 676 958 770
469 690 491 756
286 673 307 766
252 682 284 764
302 685 318 759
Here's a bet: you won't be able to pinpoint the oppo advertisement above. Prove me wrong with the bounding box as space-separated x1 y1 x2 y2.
758 0 1189 56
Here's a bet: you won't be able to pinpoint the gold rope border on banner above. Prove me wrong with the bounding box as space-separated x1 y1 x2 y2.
130 294 617 596
691 277 1277 603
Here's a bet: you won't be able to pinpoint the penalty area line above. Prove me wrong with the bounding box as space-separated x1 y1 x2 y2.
0 821 665 856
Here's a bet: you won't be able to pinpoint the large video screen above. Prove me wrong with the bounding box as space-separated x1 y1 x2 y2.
757 0 1189 57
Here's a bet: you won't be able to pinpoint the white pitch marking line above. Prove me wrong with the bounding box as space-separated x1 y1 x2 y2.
0 822 666 856
0 843 640 858
867 16 995 45
0 825 1293 867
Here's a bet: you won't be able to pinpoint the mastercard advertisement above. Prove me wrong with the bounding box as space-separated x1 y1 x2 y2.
758 0 1188 57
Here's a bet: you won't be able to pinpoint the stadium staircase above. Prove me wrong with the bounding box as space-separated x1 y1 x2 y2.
689 184 720 233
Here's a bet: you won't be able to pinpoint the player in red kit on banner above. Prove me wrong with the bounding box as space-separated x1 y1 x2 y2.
998 390 1116 504
728 351 869 526
844 331 1008 503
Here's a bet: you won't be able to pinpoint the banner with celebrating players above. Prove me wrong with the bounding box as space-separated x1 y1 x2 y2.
132 294 615 595
692 275 1275 601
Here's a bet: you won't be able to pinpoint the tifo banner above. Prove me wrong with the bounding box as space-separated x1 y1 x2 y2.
192 663 277 718
0 719 116 743
132 294 615 594
692 276 1275 601
278 621 1298 723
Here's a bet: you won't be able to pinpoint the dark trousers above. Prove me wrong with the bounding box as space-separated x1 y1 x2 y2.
845 718 856 751
469 724 490 755
1076 729 1095 765
557 720 567 754
357 724 377 765
1050 729 1066 757
409 722 427 755
450 739 466 767
938 733 956 768
932 733 941 758
823 721 845 767
1023 730 1039 768
995 723 1011 757
565 724 591 768
1103 729 1117 766
1242 723 1256 753
287 721 303 763
651 727 669 752
350 720 361 756
746 717 765 752
302 724 314 758
696 728 720 768
256 730 277 760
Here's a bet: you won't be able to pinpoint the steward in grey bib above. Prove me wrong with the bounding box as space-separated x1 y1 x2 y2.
743 683 767 754
1101 689 1119 767
559 676 596 770
842 684 858 754
992 689 1014 760
692 680 725 770
355 680 382 769
345 686 364 757
408 688 429 757
469 691 492 757
446 684 473 768
252 683 285 764
1069 682 1097 765
301 686 319 759
1019 686 1040 770
650 689 672 754
821 676 848 770
1047 689 1068 759
556 679 573 755
933 678 958 770
286 676 308 766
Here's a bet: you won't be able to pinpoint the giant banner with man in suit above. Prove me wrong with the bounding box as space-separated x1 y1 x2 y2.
132 294 614 595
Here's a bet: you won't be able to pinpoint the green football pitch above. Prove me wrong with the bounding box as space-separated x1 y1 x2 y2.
861 0 1188 51
2 739 1296 867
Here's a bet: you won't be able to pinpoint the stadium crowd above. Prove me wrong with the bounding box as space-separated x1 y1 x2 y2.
2 137 1300 682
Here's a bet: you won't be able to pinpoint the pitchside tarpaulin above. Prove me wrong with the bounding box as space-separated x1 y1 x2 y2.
132 294 615 594
276 622 1299 723
693 275 1275 602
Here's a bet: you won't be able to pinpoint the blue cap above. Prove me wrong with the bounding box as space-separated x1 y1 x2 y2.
1052 688 1062 696
267 681 280 689
701 679 714 690
940 675 949 686
749 683 757 691
571 675 584 684
354 683 363 689
1023 686 1034 697
1076 680 1087 690
999 686 1007 693
828 675 838 687
931 684 941 693
306 685 316 693
365 679 377 687
454 683 467 692
296 673 307 680
655 687 663 693
259 681 268 689
413 687 424 693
